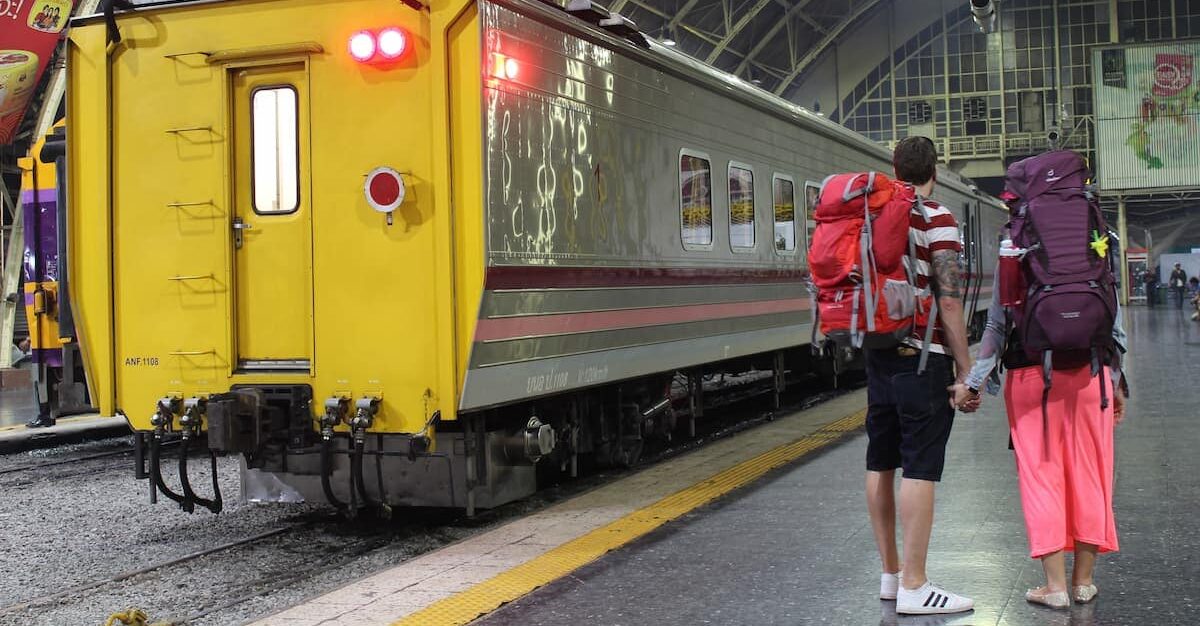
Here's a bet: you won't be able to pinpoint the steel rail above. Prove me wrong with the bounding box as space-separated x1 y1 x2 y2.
0 525 303 613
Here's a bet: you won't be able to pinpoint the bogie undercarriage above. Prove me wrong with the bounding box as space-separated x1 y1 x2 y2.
134 346 834 517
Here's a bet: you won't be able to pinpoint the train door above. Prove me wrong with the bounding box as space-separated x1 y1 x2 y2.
961 201 984 331
229 63 313 371
970 201 984 314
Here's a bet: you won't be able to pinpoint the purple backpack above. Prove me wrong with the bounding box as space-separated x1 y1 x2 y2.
1006 151 1118 416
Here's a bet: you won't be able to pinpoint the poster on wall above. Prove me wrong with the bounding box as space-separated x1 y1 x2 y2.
0 0 74 145
1092 41 1200 191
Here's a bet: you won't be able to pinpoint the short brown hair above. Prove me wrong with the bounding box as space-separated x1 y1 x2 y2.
892 136 938 185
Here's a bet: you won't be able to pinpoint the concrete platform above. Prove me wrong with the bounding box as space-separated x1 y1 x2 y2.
0 414 128 454
476 307 1200 625
253 307 1200 626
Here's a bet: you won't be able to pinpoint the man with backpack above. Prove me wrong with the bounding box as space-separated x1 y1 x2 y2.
870 137 975 615
810 136 974 615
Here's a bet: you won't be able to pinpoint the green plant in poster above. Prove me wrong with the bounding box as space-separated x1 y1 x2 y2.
1125 122 1164 169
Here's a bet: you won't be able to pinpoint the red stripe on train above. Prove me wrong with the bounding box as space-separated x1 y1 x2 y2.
475 298 811 342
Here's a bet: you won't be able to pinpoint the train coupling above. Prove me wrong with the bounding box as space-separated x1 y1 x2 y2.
350 397 381 443
178 397 207 440
150 396 181 438
321 397 350 441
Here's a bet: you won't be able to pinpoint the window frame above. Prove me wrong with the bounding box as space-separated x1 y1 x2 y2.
678 148 716 251
771 174 798 257
727 161 757 253
803 181 822 255
249 84 301 216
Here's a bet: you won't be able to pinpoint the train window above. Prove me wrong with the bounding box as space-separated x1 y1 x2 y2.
251 86 299 214
804 182 821 252
772 175 796 253
679 152 713 248
728 163 755 250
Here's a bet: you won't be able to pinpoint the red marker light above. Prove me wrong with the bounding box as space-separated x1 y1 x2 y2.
378 28 407 59
349 31 376 62
490 53 520 80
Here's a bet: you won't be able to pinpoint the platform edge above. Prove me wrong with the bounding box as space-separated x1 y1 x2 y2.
393 407 868 626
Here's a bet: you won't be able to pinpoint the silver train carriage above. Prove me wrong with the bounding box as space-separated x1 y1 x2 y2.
424 0 1006 508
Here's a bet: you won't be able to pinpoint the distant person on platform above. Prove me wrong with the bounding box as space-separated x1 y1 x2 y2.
1169 263 1188 309
1142 267 1157 307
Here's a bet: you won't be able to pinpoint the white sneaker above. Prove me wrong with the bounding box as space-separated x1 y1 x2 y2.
880 571 902 600
896 580 974 615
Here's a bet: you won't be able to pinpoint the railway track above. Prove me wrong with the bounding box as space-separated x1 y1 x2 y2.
0 525 302 614
0 447 133 477
2 510 476 625
0 440 184 488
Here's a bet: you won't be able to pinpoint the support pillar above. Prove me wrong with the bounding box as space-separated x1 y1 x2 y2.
1109 0 1120 41
1117 195 1129 306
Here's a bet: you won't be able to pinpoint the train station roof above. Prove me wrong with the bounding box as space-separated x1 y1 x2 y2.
600 0 876 99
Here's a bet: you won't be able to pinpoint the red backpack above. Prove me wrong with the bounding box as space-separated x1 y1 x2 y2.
808 172 937 367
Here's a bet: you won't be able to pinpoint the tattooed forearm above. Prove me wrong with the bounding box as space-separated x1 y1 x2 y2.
931 250 963 299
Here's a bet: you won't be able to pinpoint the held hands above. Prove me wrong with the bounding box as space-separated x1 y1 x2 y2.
947 382 981 413
1113 392 1126 425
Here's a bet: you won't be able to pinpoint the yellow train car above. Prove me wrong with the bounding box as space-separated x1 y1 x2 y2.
67 0 1003 514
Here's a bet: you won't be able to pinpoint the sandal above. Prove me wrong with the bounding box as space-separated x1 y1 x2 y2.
1073 584 1098 604
1025 587 1070 609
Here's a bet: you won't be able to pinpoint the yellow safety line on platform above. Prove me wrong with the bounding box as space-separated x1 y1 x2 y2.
393 408 867 626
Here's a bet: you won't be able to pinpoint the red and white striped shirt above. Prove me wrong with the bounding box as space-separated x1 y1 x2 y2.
903 199 963 356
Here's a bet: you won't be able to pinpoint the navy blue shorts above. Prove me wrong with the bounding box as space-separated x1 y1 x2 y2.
864 348 956 482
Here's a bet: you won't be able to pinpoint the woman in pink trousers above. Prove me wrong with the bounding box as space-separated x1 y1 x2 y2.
959 255 1128 610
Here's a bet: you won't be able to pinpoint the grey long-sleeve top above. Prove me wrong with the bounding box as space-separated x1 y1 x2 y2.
963 279 1127 396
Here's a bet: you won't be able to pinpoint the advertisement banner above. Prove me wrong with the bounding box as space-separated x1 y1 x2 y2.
0 0 74 145
1092 41 1200 191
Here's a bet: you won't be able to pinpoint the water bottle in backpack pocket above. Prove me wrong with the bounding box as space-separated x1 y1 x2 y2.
998 239 1027 307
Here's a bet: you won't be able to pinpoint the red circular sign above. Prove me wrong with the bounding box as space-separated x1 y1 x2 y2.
364 167 405 212
369 172 401 205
